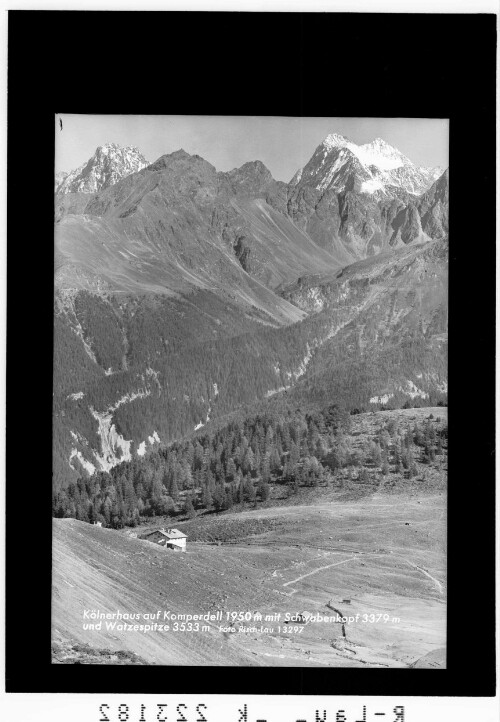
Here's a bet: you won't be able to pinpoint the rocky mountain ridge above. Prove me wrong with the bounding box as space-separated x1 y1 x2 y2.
290 133 443 197
55 143 150 195
286 144 447 260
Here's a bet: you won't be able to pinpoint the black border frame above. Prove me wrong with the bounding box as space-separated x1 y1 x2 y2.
6 10 496 696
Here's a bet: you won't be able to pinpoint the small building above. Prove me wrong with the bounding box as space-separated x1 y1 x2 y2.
139 527 187 552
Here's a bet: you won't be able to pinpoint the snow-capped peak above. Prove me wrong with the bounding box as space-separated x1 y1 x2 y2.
296 132 443 198
352 140 406 170
319 133 407 171
365 137 393 150
55 143 149 195
97 142 143 156
322 133 350 151
358 138 413 169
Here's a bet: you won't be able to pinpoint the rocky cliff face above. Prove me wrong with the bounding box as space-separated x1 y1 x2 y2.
285 133 446 260
55 143 150 195
417 169 449 239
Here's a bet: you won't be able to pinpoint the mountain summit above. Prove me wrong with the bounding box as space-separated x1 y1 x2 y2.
55 143 150 195
290 133 442 197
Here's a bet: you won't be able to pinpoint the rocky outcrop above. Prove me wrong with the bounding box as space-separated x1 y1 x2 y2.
417 169 449 239
286 133 446 259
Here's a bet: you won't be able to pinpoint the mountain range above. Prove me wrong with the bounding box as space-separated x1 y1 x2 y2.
53 133 448 487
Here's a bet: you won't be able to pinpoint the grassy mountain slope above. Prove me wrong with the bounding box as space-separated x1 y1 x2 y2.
53 408 446 667
55 150 339 322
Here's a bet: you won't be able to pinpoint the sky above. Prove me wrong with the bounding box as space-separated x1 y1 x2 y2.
55 115 449 183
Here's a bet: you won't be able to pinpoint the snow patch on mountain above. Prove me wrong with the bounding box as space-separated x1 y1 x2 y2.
360 178 386 194
316 153 349 192
322 133 351 151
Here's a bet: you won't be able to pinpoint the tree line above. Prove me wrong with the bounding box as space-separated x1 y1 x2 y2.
53 404 447 529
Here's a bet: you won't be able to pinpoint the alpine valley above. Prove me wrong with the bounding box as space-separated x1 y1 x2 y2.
54 134 448 490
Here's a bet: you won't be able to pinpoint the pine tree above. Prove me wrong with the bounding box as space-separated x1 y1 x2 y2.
381 454 389 476
350 449 362 467
242 447 255 475
226 458 237 482
169 476 179 500
259 481 270 502
371 442 382 467
201 485 213 510
237 481 244 505
245 478 256 503
261 453 271 483
359 467 370 483
270 447 281 475
289 441 300 467
183 495 196 519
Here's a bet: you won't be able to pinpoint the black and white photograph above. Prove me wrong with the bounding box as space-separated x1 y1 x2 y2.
4 7 497 719
52 114 449 668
